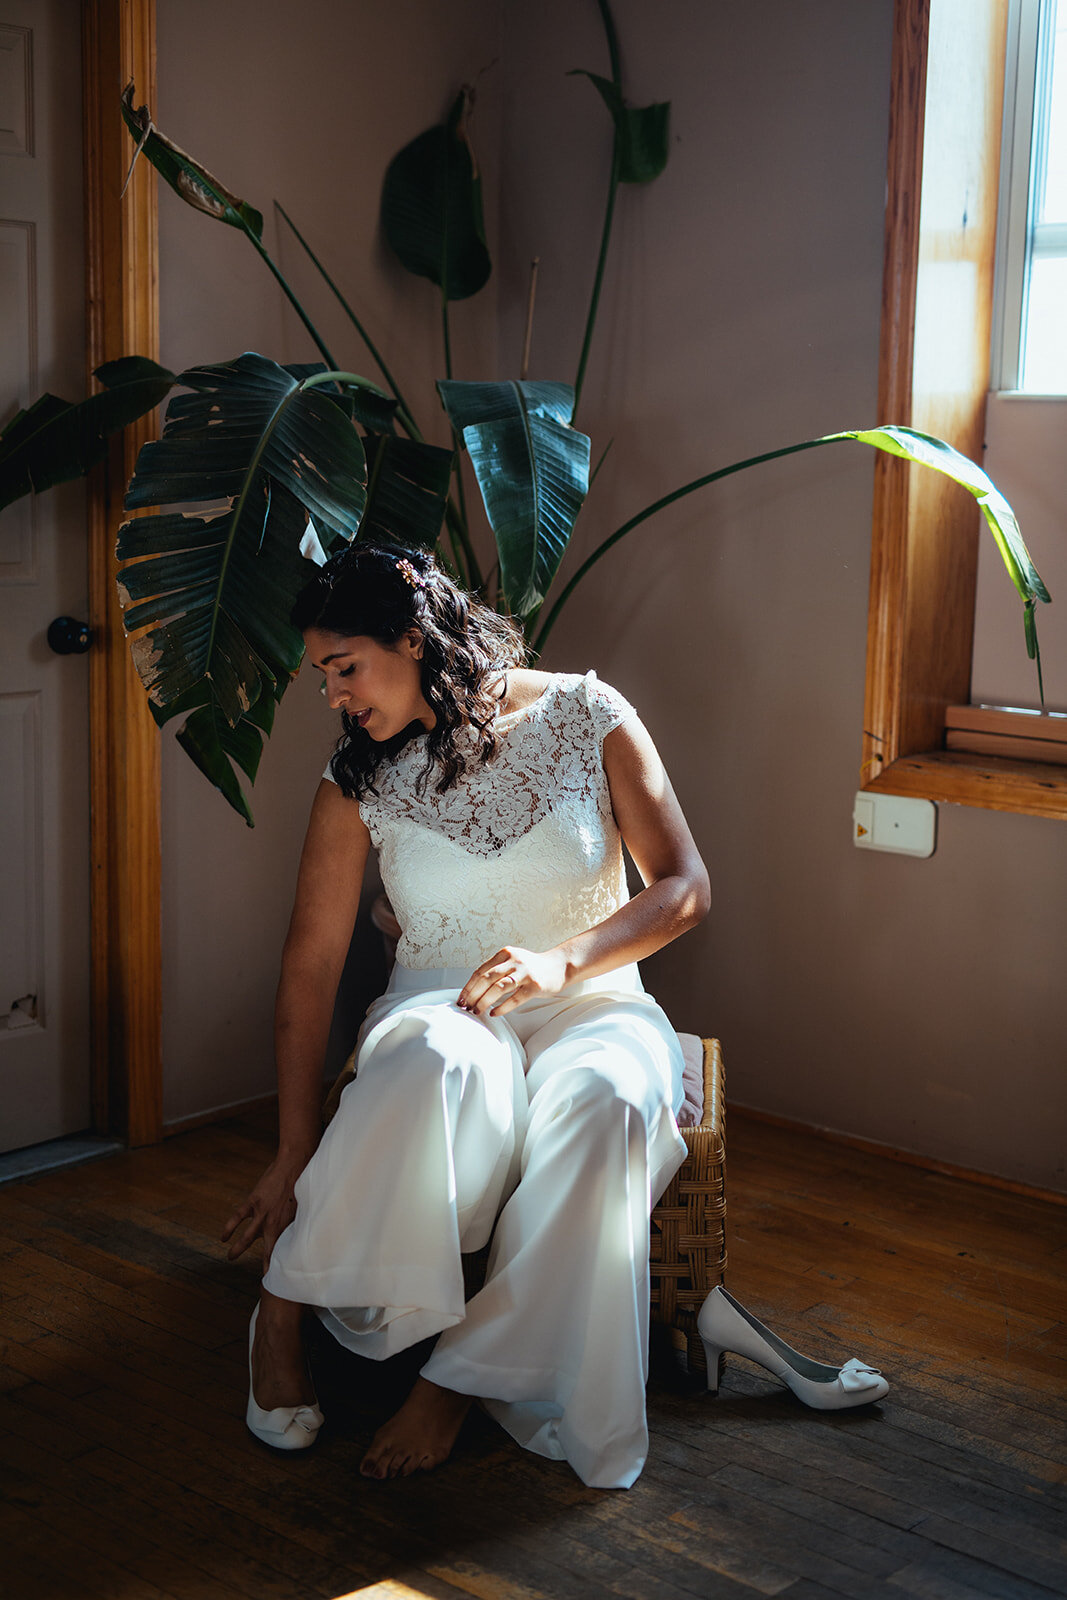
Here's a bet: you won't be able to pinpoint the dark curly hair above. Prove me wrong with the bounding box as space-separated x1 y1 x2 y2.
291 542 528 799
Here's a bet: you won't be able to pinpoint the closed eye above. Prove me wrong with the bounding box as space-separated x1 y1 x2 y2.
339 665 355 678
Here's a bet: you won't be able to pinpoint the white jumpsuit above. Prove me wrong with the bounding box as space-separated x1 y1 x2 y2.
263 671 688 1488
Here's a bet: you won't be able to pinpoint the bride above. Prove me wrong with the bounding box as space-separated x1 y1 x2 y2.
221 541 887 1487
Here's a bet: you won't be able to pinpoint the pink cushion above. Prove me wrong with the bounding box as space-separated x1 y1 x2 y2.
676 1032 704 1127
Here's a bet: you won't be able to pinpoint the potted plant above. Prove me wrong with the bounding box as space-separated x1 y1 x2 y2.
0 2 1049 825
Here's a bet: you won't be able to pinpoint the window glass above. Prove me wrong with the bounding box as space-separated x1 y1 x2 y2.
1019 0 1067 389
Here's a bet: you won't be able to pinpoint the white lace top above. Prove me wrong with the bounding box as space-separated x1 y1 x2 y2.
324 671 638 969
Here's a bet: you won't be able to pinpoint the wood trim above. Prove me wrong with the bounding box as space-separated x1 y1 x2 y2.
944 704 1067 766
162 1092 281 1139
945 703 1067 741
945 731 1067 765
868 748 1067 819
729 1103 1067 1206
83 0 163 1146
863 0 931 779
857 1 1067 818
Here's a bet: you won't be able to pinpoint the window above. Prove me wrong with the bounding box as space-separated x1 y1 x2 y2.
862 0 1067 822
993 0 1067 393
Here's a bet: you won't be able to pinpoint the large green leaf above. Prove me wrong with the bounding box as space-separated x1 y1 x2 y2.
121 83 263 237
438 380 591 617
117 493 309 726
381 89 491 301
0 357 175 512
361 436 454 549
124 353 369 543
831 426 1050 607
570 71 670 183
115 354 374 821
534 426 1050 680
283 362 398 435
176 699 269 828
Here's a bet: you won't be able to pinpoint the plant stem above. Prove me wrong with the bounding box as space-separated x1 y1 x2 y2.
441 288 454 383
597 0 622 81
274 202 423 439
439 290 482 590
532 436 843 653
573 0 624 419
520 257 540 380
244 230 339 370
574 156 619 420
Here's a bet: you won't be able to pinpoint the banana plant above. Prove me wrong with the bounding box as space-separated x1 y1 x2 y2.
114 353 453 823
0 1 1050 825
0 355 175 509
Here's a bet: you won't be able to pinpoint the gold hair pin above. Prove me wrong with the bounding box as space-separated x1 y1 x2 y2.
395 557 421 589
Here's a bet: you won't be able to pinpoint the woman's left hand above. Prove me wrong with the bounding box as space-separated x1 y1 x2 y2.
458 945 569 1018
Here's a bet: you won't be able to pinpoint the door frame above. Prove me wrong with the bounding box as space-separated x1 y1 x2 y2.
83 0 163 1146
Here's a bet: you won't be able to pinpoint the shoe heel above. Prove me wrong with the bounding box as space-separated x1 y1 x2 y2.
698 1335 725 1394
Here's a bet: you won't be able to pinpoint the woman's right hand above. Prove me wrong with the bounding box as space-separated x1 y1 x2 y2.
221 1147 314 1269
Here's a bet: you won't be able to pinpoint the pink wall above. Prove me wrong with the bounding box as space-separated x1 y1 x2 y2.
495 0 1067 1192
155 0 1066 1190
975 395 1067 712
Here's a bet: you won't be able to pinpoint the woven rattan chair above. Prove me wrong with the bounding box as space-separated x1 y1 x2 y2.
650 1037 727 1377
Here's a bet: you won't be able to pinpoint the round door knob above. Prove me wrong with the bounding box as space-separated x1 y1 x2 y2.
47 616 93 655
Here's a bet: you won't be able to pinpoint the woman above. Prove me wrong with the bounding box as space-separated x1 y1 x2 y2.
221 542 883 1488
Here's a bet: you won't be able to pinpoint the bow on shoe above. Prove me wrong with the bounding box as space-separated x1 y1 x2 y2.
838 1358 883 1391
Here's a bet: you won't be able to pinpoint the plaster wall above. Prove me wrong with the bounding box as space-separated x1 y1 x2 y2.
496 0 1066 1191
975 394 1067 712
155 0 501 1123
154 0 1065 1191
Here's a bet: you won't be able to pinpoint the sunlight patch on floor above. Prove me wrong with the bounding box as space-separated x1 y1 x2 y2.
333 1581 439 1600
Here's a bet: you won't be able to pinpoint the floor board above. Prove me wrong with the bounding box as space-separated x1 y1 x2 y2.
1 1108 1064 1600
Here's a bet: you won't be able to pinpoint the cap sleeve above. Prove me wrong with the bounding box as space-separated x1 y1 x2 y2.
580 669 638 748
322 759 337 783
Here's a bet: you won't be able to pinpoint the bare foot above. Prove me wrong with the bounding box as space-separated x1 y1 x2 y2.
251 1289 316 1410
360 1377 472 1479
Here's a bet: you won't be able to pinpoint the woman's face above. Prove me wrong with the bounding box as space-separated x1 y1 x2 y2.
304 626 435 741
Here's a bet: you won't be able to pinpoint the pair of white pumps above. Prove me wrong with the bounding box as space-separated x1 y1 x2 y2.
245 1286 888 1451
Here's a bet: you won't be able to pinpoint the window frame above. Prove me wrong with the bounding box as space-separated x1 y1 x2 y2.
861 0 1067 823
990 0 1042 390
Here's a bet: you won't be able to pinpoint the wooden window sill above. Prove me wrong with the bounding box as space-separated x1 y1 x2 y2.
864 749 1067 820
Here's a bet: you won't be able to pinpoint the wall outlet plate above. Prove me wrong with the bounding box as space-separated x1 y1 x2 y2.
853 792 937 857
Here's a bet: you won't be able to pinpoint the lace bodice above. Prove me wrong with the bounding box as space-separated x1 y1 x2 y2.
324 671 638 968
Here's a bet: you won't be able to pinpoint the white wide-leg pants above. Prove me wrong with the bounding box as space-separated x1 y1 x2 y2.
263 962 687 1489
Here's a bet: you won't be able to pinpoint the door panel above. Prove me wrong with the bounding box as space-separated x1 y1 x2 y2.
0 0 90 1152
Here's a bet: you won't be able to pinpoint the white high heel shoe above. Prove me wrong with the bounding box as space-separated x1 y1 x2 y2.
697 1286 889 1409
245 1302 325 1450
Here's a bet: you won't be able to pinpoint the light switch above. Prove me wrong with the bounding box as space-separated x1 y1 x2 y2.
852 792 937 857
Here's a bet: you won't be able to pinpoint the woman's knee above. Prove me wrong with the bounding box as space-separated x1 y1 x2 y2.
358 1003 502 1093
532 1058 649 1129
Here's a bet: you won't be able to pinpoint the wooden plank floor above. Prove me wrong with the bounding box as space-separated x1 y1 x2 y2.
1 1109 1064 1600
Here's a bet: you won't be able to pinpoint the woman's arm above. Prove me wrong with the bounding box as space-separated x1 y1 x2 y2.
222 779 371 1263
459 715 710 1015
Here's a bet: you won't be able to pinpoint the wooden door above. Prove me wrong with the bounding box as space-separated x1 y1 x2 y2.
0 0 91 1151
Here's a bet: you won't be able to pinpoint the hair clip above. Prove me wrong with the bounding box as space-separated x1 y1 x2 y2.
395 557 421 589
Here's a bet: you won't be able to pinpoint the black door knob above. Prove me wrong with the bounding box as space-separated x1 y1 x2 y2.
47 616 93 655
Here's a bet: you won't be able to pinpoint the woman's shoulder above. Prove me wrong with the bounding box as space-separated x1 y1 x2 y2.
518 668 639 743
500 667 555 717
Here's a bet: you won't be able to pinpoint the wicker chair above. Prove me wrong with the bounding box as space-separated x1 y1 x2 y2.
650 1037 727 1376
